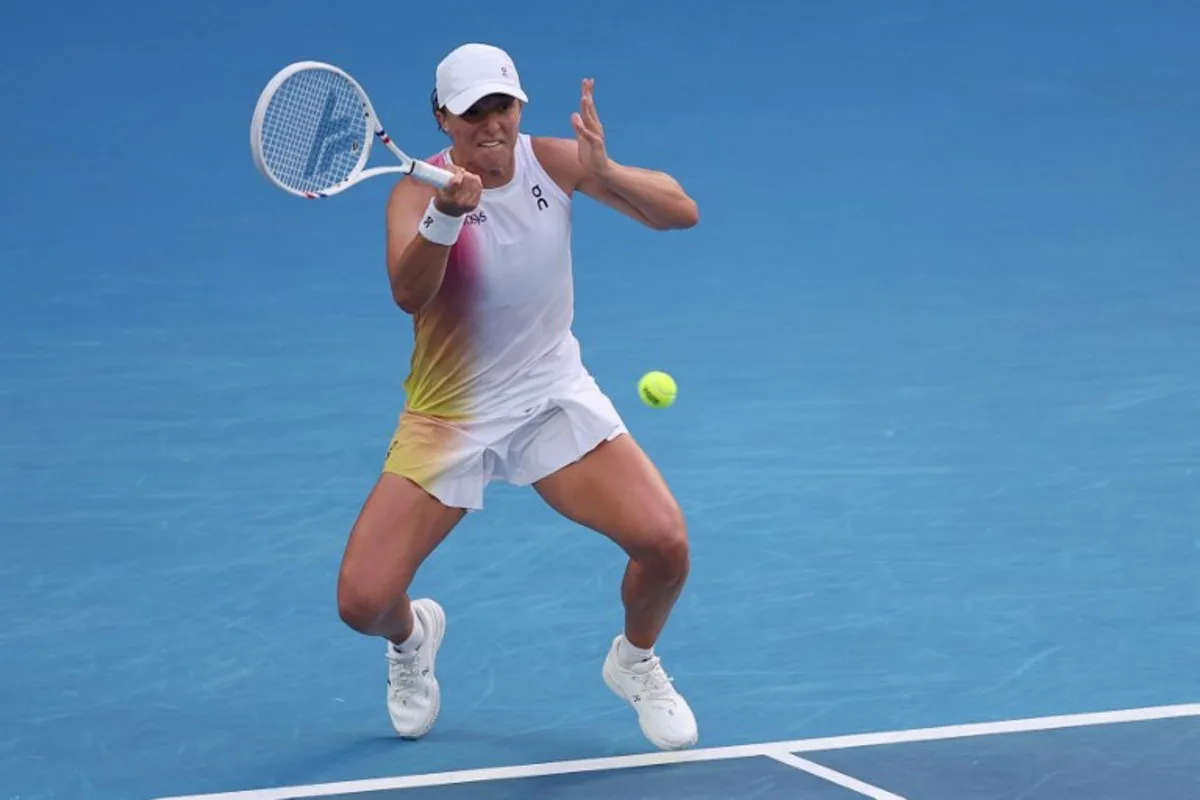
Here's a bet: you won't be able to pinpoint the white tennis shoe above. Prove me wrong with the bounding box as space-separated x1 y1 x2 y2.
386 598 445 739
602 635 699 750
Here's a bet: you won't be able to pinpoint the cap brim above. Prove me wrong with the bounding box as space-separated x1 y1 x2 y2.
443 82 529 115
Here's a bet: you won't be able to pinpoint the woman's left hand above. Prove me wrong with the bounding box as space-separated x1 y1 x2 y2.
571 78 613 179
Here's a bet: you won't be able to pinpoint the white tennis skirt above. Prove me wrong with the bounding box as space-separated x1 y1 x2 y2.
382 371 627 511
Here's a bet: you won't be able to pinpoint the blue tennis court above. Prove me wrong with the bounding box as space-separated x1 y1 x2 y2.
3 1 1198 798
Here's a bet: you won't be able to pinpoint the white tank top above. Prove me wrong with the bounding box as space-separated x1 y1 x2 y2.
402 134 585 420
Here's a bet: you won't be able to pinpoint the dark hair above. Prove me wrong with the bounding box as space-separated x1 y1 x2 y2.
430 88 445 134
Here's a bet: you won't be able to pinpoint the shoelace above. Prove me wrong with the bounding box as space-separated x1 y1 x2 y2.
628 657 679 706
387 652 423 696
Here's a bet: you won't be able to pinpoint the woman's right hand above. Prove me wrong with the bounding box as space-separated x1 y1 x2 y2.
433 166 483 217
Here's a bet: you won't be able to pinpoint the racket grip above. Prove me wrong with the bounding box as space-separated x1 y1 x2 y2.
410 160 455 189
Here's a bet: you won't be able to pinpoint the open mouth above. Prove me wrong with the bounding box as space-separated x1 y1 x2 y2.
478 140 502 149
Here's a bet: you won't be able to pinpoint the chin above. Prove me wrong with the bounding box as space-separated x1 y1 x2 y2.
474 149 513 176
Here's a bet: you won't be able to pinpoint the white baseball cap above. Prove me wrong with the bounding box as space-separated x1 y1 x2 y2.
435 43 529 115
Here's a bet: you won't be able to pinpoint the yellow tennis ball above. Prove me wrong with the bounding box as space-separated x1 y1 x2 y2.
638 371 677 408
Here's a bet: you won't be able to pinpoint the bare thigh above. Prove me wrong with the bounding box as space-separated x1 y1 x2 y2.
533 433 686 559
337 472 466 634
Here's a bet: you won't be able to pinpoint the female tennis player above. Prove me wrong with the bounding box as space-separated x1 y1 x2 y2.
335 43 701 751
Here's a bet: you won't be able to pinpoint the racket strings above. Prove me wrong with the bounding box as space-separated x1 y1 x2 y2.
259 69 369 194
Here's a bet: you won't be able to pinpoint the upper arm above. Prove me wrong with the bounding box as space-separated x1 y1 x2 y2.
531 136 658 228
385 176 437 269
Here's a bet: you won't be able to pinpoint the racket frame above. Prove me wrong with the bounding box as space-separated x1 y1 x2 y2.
250 60 454 199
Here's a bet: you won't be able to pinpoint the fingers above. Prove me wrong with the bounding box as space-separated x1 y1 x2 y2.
572 113 603 147
574 80 610 173
434 166 482 215
579 78 602 133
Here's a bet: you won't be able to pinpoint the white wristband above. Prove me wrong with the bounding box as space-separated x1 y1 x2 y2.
417 199 465 246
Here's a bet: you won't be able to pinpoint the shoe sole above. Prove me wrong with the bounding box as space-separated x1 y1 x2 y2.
393 599 445 740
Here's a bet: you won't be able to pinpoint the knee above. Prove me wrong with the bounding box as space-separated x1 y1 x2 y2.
336 574 396 635
639 502 690 584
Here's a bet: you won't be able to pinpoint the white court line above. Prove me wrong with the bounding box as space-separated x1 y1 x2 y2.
152 701 1200 799
765 750 907 800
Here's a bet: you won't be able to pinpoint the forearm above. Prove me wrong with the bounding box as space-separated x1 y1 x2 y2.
387 194 470 314
389 239 451 314
593 162 699 229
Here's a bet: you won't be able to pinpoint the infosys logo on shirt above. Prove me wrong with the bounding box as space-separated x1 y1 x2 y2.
463 210 487 225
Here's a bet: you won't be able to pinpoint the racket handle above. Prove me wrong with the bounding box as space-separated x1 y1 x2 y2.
409 160 455 189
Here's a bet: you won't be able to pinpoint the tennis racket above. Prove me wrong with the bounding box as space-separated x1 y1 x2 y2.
250 60 454 199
